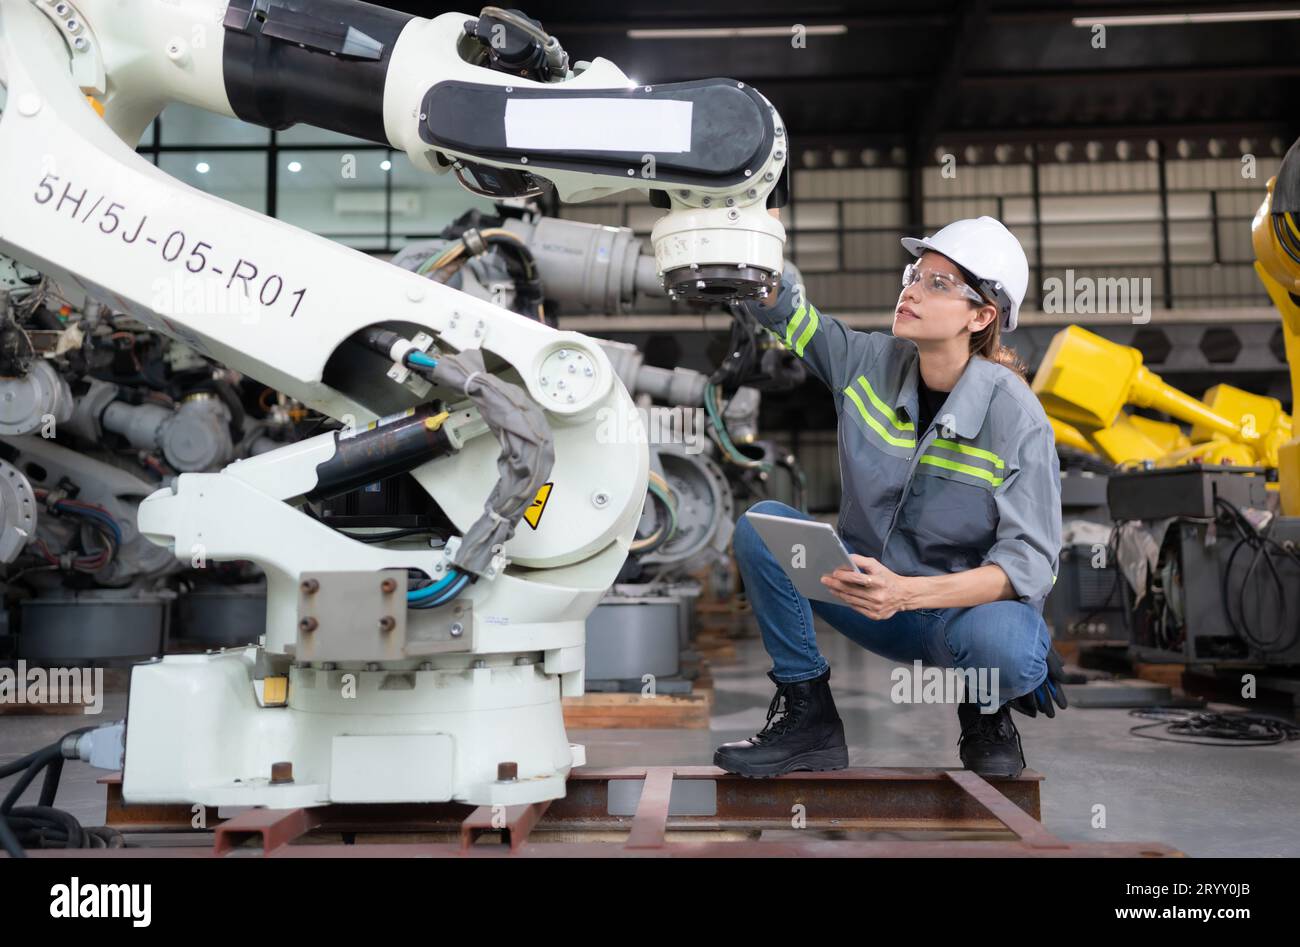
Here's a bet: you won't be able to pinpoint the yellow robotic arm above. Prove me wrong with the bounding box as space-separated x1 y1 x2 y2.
1251 137 1300 515
1032 324 1283 468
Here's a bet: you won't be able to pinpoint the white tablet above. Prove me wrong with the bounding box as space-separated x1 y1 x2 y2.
743 511 861 604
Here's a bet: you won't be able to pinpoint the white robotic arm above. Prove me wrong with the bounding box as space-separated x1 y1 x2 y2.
0 0 787 568
62 0 788 299
0 0 786 808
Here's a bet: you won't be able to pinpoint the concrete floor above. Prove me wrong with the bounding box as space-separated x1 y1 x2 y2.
4 618 1299 856
577 620 1300 857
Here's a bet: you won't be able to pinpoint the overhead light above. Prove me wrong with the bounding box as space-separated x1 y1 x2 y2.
1073 10 1300 27
627 24 847 39
380 159 392 171
286 160 302 173
194 161 210 174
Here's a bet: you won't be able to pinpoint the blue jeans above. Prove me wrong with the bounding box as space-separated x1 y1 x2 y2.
734 500 1051 705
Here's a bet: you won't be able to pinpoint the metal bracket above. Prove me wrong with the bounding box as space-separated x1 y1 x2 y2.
438 534 507 581
295 569 408 663
385 331 436 398
404 597 474 655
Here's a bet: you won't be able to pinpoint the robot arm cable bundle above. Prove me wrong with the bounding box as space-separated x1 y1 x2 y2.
361 328 555 590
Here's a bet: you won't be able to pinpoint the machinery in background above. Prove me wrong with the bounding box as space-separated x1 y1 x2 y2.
1034 324 1291 471
1034 323 1291 648
392 207 810 689
584 332 808 688
1046 475 1127 645
391 206 667 321
588 341 740 688
1045 136 1300 667
0 260 302 661
1110 466 1299 665
589 328 809 688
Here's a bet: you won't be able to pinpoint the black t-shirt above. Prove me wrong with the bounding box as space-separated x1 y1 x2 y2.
916 377 950 435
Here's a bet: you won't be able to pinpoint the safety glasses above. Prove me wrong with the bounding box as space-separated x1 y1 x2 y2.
901 262 987 305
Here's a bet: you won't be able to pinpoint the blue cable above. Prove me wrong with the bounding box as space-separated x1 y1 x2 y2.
429 573 469 607
55 502 123 545
407 351 438 369
407 569 459 603
411 573 469 609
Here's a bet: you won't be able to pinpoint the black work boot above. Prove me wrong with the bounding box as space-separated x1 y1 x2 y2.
714 667 849 777
957 700 1027 778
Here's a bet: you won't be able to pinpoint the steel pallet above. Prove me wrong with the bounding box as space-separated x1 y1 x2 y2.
21 766 1181 858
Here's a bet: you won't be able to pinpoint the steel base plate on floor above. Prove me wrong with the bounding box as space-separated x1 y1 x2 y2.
16 766 1182 858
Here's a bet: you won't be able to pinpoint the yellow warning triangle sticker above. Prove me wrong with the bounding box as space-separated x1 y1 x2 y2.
523 482 553 530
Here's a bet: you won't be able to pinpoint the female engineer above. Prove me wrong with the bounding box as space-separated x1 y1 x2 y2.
714 216 1068 779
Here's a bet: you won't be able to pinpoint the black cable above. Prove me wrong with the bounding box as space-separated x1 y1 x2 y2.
0 743 51 780
1 743 60 811
209 377 248 440
359 327 404 358
7 806 84 849
407 572 472 610
1214 496 1300 655
296 413 335 439
1129 707 1300 747
2 807 102 852
0 728 109 854
0 812 24 858
337 527 445 544
39 755 64 808
770 452 808 513
711 300 762 390
486 236 544 320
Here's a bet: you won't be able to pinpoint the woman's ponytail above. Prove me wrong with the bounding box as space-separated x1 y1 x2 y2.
969 310 1029 381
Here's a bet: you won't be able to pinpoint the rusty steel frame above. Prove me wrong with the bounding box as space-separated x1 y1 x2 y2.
17 766 1181 858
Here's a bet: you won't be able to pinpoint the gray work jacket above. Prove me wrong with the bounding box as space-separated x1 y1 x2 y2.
747 279 1062 611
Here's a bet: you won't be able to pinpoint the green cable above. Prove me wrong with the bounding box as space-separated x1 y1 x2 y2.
705 384 772 472
646 480 678 538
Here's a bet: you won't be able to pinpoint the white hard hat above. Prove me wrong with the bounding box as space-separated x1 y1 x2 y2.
901 216 1030 332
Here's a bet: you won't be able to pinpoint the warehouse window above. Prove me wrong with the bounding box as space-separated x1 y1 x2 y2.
137 105 490 252
276 149 390 251
135 116 1283 307
159 152 267 215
